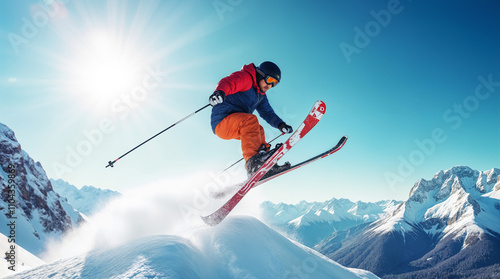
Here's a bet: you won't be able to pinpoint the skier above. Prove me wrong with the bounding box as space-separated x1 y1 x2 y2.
209 61 293 177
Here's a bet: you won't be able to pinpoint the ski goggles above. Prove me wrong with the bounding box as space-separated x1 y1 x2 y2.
256 67 279 87
263 75 279 87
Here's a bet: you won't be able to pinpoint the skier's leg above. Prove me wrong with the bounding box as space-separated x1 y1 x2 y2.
214 113 265 161
239 115 266 161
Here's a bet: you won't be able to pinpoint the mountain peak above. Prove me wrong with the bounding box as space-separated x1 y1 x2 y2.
408 166 500 205
0 123 18 142
448 165 475 177
0 123 21 157
375 166 500 239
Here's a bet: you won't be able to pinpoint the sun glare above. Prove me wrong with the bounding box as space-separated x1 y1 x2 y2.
59 1 212 120
68 30 141 109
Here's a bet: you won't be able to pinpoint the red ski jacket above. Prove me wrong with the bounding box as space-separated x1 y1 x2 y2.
210 63 283 132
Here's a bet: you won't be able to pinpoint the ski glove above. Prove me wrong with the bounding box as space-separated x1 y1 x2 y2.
209 90 225 106
278 122 293 134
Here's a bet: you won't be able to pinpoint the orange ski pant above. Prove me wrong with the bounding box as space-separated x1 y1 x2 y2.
214 113 267 162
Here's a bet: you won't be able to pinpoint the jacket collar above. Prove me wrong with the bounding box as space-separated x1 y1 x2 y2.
241 63 264 95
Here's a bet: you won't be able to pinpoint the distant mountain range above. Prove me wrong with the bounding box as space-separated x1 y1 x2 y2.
315 166 500 278
261 198 401 247
50 178 121 216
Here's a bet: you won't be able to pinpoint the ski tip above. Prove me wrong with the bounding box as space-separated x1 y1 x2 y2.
314 100 326 112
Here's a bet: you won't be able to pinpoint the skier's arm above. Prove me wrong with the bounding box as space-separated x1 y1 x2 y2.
256 96 284 129
215 70 253 96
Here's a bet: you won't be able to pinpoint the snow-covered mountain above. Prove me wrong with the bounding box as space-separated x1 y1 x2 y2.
0 123 84 258
50 178 121 216
7 216 379 279
261 198 401 247
373 166 500 238
316 166 500 278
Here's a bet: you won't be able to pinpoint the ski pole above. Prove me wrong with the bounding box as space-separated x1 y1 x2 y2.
218 132 285 174
106 104 211 168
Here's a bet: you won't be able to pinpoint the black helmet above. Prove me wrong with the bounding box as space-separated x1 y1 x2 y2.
256 61 281 83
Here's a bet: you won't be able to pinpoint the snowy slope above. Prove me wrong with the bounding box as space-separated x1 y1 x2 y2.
261 198 400 247
0 123 84 256
7 216 379 279
50 178 121 216
0 233 45 278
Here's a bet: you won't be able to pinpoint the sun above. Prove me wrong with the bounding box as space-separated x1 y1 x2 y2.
67 30 142 110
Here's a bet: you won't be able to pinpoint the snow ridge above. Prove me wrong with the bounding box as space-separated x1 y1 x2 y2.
8 217 379 279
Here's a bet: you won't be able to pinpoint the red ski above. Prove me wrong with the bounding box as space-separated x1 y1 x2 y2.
210 136 348 199
256 135 347 186
202 100 327 226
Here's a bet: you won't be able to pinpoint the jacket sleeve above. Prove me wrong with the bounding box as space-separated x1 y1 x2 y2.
215 70 254 96
256 96 284 129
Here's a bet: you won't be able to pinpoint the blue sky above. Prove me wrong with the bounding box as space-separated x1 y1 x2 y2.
1 0 499 204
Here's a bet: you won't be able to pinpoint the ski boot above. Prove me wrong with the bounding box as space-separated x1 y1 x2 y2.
245 143 291 178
